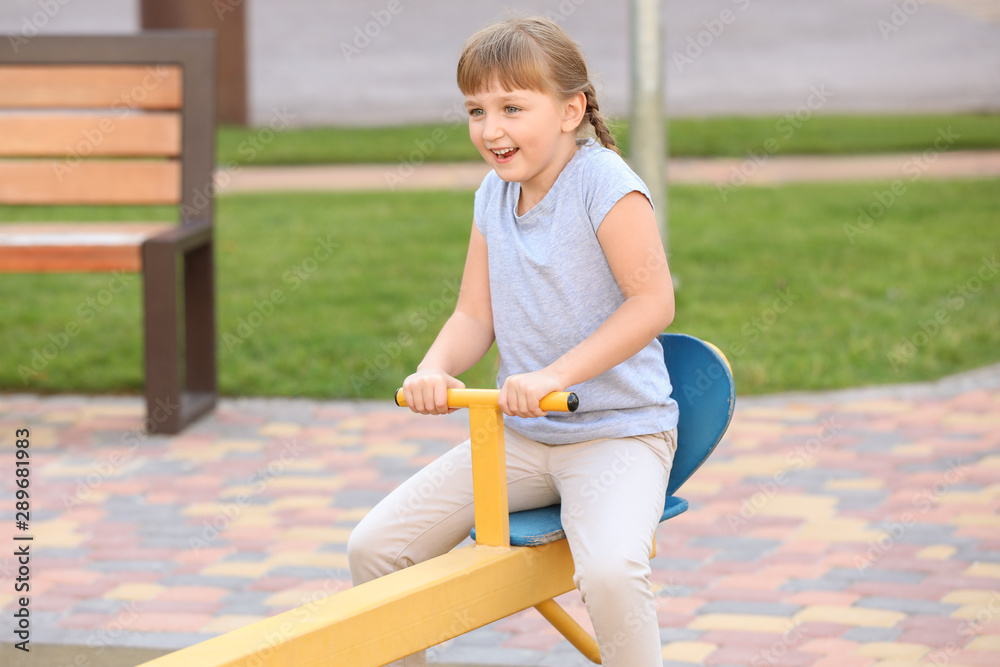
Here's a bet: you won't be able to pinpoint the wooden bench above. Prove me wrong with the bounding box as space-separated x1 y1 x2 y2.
0 32 218 434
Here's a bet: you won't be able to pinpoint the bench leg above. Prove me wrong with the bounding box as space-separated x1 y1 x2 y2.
181 239 217 419
143 239 182 434
142 230 216 435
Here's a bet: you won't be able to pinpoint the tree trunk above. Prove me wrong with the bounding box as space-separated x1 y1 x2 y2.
140 0 247 126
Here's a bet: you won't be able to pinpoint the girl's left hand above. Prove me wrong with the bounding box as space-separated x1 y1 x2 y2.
498 369 564 418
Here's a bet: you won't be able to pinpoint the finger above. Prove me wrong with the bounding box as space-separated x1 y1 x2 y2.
506 380 524 416
402 384 415 413
535 390 549 416
434 383 450 414
497 385 511 416
515 389 531 418
526 389 546 417
447 378 465 414
403 380 424 414
418 383 436 414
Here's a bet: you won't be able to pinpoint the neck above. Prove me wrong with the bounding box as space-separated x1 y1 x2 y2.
517 137 580 215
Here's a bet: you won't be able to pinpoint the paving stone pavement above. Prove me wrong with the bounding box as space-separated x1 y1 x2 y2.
1 361 999 666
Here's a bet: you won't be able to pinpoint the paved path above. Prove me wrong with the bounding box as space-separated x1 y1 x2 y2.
2 362 999 666
216 150 1000 193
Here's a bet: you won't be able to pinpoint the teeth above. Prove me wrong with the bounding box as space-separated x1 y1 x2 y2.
492 147 515 155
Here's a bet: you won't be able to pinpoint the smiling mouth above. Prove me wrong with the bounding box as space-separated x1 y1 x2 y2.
490 147 518 162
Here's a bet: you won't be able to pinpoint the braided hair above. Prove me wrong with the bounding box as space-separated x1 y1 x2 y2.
457 16 620 155
582 86 619 155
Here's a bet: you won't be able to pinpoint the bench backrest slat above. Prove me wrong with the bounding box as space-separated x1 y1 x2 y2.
0 32 215 224
0 160 180 205
0 62 184 207
0 113 181 157
0 65 182 109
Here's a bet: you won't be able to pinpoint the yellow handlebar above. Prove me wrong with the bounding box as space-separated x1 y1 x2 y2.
394 388 579 413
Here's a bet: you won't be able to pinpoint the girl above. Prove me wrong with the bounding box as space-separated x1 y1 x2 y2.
348 16 678 667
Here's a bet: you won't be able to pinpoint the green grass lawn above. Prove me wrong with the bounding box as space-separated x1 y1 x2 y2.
216 113 1000 166
2 178 998 400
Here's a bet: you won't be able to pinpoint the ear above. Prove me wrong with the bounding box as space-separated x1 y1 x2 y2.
560 91 587 134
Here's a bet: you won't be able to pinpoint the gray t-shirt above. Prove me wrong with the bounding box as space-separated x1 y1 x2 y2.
473 138 679 444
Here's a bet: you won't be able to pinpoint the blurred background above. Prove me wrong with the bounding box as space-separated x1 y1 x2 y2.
2 0 998 124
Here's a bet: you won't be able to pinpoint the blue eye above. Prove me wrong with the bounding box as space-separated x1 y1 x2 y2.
469 108 484 117
505 106 520 114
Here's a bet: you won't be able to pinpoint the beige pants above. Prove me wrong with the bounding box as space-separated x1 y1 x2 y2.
348 426 677 667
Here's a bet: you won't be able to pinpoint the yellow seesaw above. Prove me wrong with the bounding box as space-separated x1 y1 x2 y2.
140 333 734 666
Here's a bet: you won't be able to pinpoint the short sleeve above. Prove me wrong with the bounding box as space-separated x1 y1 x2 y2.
583 149 653 233
473 170 501 235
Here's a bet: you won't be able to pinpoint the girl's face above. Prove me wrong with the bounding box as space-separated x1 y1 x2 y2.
464 80 583 196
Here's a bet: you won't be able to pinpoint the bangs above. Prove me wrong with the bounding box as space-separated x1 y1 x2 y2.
457 25 551 96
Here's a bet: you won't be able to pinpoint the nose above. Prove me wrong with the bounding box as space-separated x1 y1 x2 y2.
482 115 504 143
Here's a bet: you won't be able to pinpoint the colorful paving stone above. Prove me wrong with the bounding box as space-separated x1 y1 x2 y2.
0 363 998 665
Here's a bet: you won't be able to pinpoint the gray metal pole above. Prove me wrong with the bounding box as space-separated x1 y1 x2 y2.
629 0 668 252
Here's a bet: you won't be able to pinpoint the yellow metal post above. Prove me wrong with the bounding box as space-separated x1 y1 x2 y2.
394 387 576 549
534 599 602 663
393 388 577 414
469 403 510 547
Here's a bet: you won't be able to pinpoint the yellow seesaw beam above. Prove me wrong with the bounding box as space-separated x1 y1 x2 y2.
140 389 592 667
138 541 576 667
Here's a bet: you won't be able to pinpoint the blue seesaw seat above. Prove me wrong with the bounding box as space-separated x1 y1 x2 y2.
473 333 736 546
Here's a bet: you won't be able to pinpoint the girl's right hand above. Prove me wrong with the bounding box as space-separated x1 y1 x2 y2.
401 369 466 415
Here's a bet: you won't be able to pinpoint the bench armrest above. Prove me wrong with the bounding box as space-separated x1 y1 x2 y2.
144 220 212 251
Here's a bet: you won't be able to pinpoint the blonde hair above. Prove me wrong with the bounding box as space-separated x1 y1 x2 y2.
456 16 619 155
